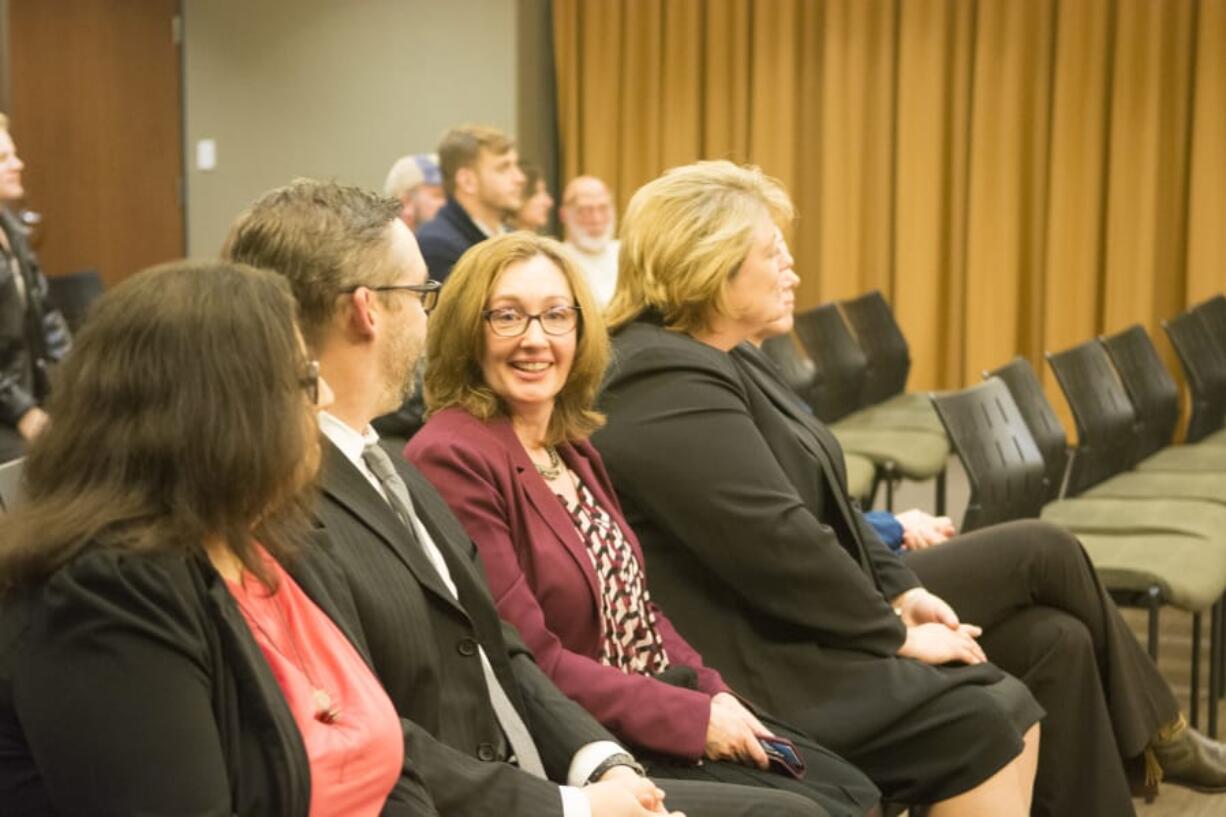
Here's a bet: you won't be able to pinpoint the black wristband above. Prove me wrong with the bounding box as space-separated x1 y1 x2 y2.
586 752 646 784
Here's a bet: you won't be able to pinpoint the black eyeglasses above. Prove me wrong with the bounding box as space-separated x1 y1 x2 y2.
482 305 582 337
342 279 441 314
300 359 321 405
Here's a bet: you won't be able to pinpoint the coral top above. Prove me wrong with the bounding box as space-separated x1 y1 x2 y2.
227 548 402 817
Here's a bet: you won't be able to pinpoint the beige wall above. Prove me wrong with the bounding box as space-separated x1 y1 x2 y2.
183 0 518 256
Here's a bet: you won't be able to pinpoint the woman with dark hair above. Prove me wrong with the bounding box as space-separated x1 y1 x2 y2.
591 160 1225 816
0 261 430 816
405 231 880 817
511 164 556 233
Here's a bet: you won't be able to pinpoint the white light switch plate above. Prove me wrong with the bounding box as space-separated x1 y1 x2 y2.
196 139 217 171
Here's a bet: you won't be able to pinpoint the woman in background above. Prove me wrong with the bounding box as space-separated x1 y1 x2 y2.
511 163 556 233
0 261 428 816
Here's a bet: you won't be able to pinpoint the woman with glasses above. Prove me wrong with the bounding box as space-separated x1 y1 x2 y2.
406 232 880 817
0 261 433 816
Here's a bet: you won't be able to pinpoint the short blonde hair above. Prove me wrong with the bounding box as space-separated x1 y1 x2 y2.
0 112 9 131
425 232 609 444
606 160 794 334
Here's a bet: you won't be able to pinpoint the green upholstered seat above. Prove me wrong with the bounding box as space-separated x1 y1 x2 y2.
830 426 949 481
1073 531 1226 613
1084 470 1226 506
843 453 876 501
832 393 946 436
1040 496 1226 543
1134 445 1226 473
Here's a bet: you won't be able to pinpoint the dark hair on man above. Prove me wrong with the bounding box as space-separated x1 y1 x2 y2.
0 260 316 591
437 124 515 198
222 179 402 348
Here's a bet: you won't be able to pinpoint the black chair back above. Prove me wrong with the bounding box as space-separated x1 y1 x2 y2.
760 334 818 397
1047 340 1139 495
986 357 1069 503
930 378 1046 532
1194 294 1226 345
46 268 104 333
841 290 911 405
1164 308 1226 443
1101 325 1180 460
791 303 867 423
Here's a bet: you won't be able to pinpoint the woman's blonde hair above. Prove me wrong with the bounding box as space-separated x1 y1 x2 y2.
606 160 794 333
424 232 610 444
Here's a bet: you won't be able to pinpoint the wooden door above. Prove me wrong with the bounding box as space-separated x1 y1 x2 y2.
4 0 184 286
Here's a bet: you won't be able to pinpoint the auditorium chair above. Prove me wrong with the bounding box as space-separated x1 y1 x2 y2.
932 378 1226 733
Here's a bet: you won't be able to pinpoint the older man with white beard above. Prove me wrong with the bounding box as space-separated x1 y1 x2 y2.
559 176 619 307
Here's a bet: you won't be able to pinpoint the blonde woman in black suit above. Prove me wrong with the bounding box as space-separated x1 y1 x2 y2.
593 161 1047 817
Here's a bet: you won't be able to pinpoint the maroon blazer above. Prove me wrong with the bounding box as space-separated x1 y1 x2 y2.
406 407 729 760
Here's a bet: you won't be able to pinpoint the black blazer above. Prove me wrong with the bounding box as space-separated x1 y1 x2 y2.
414 198 487 283
593 318 1005 753
0 544 433 817
293 440 616 817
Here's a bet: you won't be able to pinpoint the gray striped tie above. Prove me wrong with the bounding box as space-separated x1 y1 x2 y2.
361 443 547 778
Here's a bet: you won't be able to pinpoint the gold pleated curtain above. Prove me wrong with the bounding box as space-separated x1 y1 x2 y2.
553 0 1226 406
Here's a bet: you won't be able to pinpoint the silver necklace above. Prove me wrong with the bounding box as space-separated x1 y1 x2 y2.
534 446 564 481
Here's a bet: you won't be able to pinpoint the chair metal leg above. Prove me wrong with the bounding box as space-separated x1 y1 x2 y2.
1212 602 1223 738
883 463 897 512
1146 586 1161 661
934 467 947 516
1218 594 1226 706
1192 611 1202 729
867 468 883 509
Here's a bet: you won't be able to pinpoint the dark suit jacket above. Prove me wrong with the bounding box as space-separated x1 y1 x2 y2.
294 439 616 817
414 198 488 283
0 545 433 817
407 408 729 761
592 316 1006 753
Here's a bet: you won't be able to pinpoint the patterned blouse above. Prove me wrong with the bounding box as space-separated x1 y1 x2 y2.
559 478 671 675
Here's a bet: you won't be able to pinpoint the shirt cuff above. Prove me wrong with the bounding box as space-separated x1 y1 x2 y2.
863 509 905 551
567 740 630 787
560 785 592 817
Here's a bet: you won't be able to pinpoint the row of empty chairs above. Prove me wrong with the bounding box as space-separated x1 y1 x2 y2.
765 291 950 511
931 295 1226 736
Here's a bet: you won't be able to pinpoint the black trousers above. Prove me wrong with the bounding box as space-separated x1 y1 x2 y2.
906 520 1179 817
653 777 834 817
643 716 881 817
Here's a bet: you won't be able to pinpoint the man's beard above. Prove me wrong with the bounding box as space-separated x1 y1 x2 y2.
570 221 615 254
381 330 425 412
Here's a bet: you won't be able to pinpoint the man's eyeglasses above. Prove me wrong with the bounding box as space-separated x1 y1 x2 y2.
300 359 321 405
342 279 441 314
482 305 582 338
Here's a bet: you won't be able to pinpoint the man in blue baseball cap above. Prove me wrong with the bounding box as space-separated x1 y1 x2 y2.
384 152 446 233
